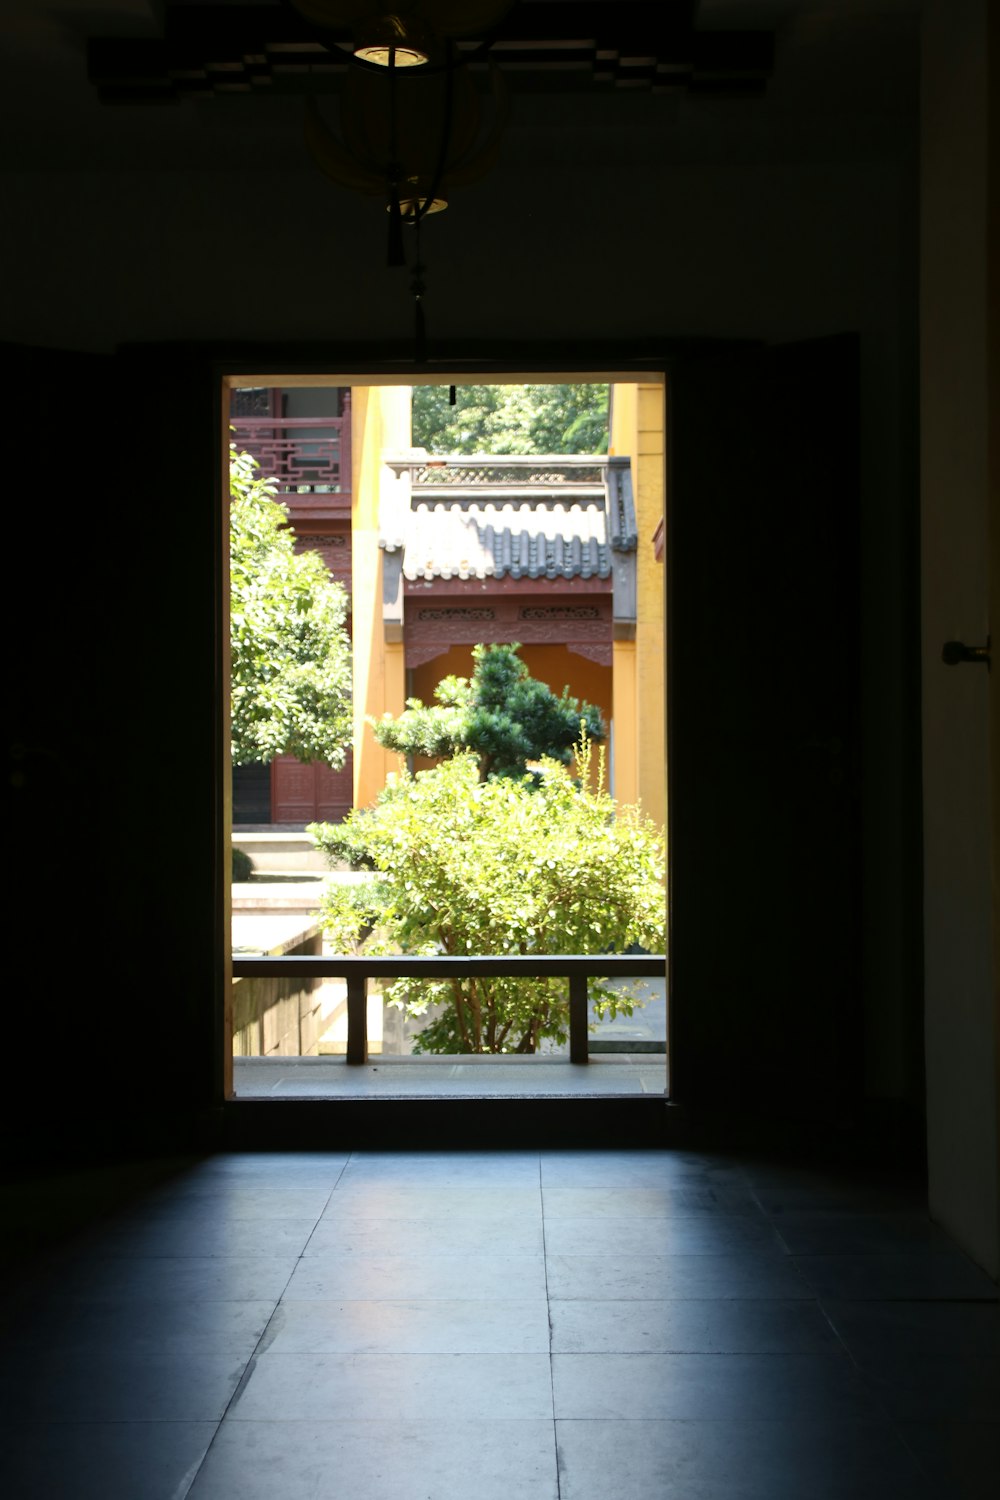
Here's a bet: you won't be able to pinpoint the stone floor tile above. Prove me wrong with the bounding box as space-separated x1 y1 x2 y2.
551 1351 879 1423
339 1150 542 1184
897 1421 1000 1500
262 1297 549 1354
771 1210 959 1256
125 1185 336 1219
539 1150 748 1188
855 1352 1000 1421
322 1183 543 1220
0 1421 217 1500
0 1351 247 1422
790 1253 1000 1301
0 1294 275 1357
17 1254 298 1305
545 1252 813 1301
305 1212 544 1256
283 1251 547 1300
187 1418 559 1500
71 1218 319 1259
555 1417 934 1499
230 1351 554 1421
542 1185 766 1219
822 1298 1000 1359
543 1213 787 1257
549 1297 842 1354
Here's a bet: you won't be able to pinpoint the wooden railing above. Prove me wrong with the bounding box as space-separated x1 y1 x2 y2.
230 952 666 1065
231 408 351 494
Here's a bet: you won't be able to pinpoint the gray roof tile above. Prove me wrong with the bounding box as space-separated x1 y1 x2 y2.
379 455 637 583
385 499 613 581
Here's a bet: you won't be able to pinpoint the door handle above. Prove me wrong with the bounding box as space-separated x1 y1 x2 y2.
941 638 991 668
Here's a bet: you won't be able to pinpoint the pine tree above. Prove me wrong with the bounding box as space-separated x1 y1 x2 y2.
371 643 605 782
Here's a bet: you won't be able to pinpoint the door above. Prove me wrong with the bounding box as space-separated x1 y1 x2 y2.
667 334 862 1124
272 752 354 823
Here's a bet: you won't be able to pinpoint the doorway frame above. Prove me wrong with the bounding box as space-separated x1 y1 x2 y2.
215 344 676 1143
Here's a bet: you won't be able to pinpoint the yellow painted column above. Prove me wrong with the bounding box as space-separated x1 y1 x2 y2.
609 382 666 831
610 384 638 455
635 382 666 832
611 639 638 807
351 386 409 809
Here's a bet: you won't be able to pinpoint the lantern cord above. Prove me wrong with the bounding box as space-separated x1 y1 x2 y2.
406 39 454 361
413 39 456 225
411 213 428 363
386 46 405 266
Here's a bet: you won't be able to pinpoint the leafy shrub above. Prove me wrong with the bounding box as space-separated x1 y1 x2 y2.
309 814 377 871
312 737 665 1053
229 444 352 768
232 845 255 882
371 642 605 784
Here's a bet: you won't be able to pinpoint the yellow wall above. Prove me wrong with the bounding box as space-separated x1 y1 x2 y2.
519 645 612 757
352 386 410 808
610 382 666 831
350 381 665 823
410 643 612 786
612 638 638 806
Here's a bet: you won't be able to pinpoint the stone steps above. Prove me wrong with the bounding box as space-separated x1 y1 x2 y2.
231 870 369 912
232 829 330 875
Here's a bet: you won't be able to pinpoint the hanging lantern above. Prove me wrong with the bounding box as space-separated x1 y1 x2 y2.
297 6 511 362
288 3 516 67
304 49 508 223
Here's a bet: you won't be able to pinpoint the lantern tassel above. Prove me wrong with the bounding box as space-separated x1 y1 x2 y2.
410 208 428 362
414 294 427 364
387 181 405 266
386 45 406 267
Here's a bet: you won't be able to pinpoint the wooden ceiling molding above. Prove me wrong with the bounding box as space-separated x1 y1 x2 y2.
86 2 775 106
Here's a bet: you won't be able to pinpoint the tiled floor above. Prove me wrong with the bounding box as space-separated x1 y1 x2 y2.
0 1147 997 1498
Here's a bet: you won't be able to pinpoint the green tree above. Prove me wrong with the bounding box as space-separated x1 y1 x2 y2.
310 740 665 1054
371 642 605 783
229 444 352 767
412 383 609 455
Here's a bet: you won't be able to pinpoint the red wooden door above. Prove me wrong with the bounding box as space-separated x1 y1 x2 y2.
271 753 353 823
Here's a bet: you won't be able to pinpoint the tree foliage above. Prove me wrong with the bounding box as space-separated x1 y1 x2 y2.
229 444 352 767
371 643 605 783
411 383 609 455
310 739 665 1054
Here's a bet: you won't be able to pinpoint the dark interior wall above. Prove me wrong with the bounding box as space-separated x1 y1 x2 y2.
6 348 227 1160
2 69 922 1159
6 154 911 352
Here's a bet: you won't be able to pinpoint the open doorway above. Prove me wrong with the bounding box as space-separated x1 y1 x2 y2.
225 370 669 1100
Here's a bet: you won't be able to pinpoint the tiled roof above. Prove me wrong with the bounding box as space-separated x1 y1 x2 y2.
388 500 613 581
379 456 637 582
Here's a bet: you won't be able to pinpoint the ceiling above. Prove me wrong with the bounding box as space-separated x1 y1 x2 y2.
83 2 778 103
0 2 921 171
